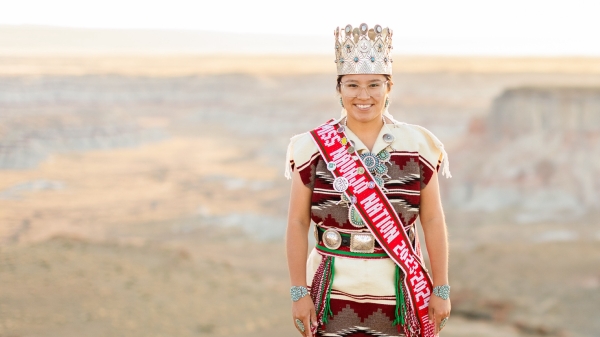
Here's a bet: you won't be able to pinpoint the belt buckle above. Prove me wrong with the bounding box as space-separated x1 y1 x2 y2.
350 232 375 253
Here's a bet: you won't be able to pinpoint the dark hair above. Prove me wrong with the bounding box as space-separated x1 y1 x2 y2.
336 74 393 93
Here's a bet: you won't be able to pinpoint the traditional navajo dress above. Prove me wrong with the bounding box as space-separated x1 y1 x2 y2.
286 116 448 337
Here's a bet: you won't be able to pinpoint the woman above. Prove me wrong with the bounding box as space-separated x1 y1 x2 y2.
285 23 451 337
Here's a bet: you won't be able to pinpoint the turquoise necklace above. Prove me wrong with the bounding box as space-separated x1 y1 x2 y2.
338 117 394 228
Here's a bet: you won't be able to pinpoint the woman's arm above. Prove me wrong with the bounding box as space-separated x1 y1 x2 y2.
419 170 451 335
286 167 318 336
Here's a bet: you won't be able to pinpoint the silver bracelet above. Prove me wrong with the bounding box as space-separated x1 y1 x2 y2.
433 285 450 300
290 286 309 302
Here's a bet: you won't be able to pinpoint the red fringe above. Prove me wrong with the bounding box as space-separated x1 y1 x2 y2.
310 254 334 332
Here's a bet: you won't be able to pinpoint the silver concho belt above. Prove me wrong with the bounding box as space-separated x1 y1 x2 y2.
317 227 376 253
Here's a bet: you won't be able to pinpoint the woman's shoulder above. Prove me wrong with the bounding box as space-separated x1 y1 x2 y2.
285 117 342 162
284 131 320 179
390 121 451 178
392 121 440 143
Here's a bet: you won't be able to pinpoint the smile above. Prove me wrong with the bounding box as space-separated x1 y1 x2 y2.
355 104 373 109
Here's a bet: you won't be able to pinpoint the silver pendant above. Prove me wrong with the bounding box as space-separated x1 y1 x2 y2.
347 146 355 154
383 133 395 143
327 161 337 171
333 177 349 192
377 149 391 162
361 153 380 170
374 163 388 175
348 206 365 228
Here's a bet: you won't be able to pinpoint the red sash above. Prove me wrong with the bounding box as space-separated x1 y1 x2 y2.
310 120 436 337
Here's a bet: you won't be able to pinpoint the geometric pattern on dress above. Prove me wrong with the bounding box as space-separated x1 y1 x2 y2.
317 300 405 337
311 160 353 227
388 198 419 227
317 303 405 337
300 151 433 231
388 157 421 185
386 156 422 225
312 201 350 228
418 157 436 190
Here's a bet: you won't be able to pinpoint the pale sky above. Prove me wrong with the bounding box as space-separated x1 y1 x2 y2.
3 0 600 55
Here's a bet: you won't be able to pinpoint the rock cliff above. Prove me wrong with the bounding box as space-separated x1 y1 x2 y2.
453 87 600 224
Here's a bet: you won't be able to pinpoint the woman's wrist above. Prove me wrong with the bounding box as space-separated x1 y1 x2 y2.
432 284 451 300
290 285 309 302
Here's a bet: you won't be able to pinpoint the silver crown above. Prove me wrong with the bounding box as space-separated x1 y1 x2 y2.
334 23 393 75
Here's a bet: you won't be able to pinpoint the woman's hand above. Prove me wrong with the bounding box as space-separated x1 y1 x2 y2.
291 296 318 337
428 294 451 335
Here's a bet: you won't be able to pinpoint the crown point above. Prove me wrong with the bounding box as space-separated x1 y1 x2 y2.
368 29 375 40
375 25 382 33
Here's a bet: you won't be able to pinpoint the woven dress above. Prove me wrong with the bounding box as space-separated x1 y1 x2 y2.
286 115 449 337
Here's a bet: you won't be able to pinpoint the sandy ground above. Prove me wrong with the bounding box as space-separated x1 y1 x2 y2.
1 56 599 337
0 135 279 244
1 133 597 337
4 233 595 337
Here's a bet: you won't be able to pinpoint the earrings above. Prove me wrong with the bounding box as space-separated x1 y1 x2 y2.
340 97 344 108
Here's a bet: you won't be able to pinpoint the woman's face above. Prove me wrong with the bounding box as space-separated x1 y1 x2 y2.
339 74 390 124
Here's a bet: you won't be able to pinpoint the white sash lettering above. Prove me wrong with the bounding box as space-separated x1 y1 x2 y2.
310 120 436 337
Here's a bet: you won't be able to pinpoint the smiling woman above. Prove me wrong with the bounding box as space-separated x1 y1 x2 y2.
337 74 392 142
285 23 452 337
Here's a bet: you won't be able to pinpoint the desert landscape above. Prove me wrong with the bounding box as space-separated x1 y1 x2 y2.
0 27 599 337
